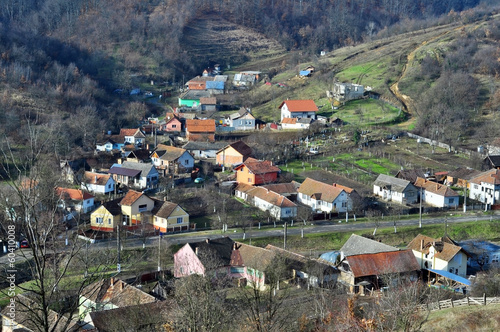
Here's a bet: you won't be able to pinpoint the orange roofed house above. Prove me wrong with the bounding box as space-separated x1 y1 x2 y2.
297 177 353 214
468 168 500 209
279 99 318 121
185 119 216 142
234 158 280 185
216 140 253 167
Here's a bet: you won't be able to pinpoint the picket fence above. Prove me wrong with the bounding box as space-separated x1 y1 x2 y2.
417 296 500 312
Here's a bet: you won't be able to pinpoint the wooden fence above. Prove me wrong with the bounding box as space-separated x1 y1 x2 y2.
417 296 500 312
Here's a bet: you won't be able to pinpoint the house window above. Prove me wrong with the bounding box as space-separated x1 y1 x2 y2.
95 217 103 224
108 218 111 225
184 159 189 165
248 178 252 183
139 204 147 212
177 217 183 224
342 202 347 208
172 124 177 128
108 184 112 189
122 215 130 225
449 198 454 204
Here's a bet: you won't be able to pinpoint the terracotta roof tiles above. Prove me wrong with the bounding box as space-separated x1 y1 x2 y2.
186 119 216 133
298 177 344 202
470 168 500 185
120 190 143 206
279 99 318 112
234 158 280 174
414 177 459 197
407 234 469 262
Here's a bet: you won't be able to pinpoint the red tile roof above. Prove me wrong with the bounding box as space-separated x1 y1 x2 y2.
120 190 143 206
347 250 420 278
234 158 280 174
186 119 216 133
298 177 344 202
200 97 217 104
119 128 145 138
414 177 459 197
56 187 93 201
281 117 297 124
279 100 318 112
84 172 111 185
470 168 500 185
245 186 297 208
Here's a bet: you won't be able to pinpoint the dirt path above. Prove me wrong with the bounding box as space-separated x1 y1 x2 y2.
391 14 500 129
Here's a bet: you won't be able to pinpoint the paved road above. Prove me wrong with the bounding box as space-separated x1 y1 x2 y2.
1 213 497 266
98 213 499 248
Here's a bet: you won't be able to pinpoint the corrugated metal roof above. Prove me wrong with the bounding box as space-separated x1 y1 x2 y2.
347 250 420 278
427 268 470 286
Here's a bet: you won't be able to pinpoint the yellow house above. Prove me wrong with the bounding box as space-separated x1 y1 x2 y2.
119 190 155 226
152 201 190 233
216 141 252 167
90 190 155 231
90 198 122 231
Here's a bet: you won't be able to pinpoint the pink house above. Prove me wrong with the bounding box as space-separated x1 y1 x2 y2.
160 113 182 132
173 237 272 289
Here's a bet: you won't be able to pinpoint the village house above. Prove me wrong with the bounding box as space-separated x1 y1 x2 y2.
407 234 470 278
260 182 300 200
90 190 191 232
56 187 95 215
178 89 210 108
199 97 218 112
90 190 155 231
468 168 500 209
235 183 297 220
224 108 255 131
414 177 460 208
151 200 190 233
185 119 216 142
183 141 227 159
79 277 157 329
281 117 314 130
332 82 364 102
233 71 260 87
297 178 353 214
338 250 420 295
234 157 280 185
279 99 318 121
95 134 125 152
150 144 195 175
81 171 115 195
174 237 299 290
108 161 159 190
216 140 253 167
89 197 122 231
160 112 182 132
119 128 146 147
373 174 418 205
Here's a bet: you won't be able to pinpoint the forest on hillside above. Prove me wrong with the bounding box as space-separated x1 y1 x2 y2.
1 0 500 155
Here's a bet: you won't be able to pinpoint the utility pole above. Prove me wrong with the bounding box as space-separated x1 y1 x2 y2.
463 183 467 213
158 230 161 272
117 224 121 273
419 186 423 228
283 222 287 250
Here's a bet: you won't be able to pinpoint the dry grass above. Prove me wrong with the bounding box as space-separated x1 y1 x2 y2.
421 304 500 332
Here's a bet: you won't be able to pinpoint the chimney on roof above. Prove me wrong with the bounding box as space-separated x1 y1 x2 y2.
110 277 115 286
95 176 98 183
332 183 337 187
120 281 124 291
421 239 424 251
195 247 199 256
205 238 210 243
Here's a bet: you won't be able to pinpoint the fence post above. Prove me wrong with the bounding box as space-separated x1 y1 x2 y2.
437 301 441 310
484 293 486 305
451 299 454 308
467 296 470 306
